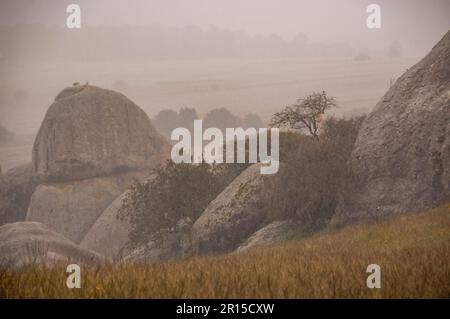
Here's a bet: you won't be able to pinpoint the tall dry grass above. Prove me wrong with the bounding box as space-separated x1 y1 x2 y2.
1 203 449 298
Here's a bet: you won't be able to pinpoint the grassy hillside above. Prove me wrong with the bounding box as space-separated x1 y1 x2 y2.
1 203 449 298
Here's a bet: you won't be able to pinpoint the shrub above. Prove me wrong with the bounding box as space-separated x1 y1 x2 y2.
122 110 364 246
118 160 247 246
277 116 365 230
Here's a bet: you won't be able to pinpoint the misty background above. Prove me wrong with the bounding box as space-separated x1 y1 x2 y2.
0 0 449 144
2 0 449 53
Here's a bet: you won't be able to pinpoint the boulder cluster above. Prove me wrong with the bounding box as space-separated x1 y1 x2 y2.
1 31 449 268
1 85 169 267
334 30 450 224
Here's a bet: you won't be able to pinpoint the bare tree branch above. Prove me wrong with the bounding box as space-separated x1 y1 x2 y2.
270 91 336 138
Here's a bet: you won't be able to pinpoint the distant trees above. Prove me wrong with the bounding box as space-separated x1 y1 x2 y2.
153 107 199 140
203 108 265 132
203 108 242 132
0 25 355 61
270 91 336 138
178 107 198 133
153 107 265 140
153 110 181 139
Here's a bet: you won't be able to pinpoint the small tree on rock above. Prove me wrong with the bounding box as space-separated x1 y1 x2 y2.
270 91 336 138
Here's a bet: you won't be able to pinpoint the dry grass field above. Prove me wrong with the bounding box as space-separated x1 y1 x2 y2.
1 203 449 299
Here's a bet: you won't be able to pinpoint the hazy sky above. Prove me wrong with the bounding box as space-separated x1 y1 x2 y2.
1 0 449 53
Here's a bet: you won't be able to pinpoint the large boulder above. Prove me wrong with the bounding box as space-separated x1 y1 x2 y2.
0 164 40 225
236 220 298 252
191 163 289 254
80 175 157 259
32 85 169 182
122 217 192 263
25 84 170 246
79 191 131 258
335 31 450 224
26 171 144 243
0 222 107 269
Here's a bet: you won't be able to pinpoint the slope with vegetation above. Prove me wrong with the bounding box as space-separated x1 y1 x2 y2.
1 203 448 298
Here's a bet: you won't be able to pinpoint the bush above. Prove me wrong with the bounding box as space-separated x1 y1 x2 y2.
278 116 365 230
121 112 364 246
118 160 247 246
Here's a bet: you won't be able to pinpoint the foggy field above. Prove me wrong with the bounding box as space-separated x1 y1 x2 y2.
0 57 415 172
2 203 449 299
0 56 415 136
0 144 32 172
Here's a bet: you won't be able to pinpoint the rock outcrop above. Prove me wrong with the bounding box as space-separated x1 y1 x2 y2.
26 171 143 243
80 174 157 258
236 220 297 252
26 85 169 245
335 31 450 224
191 163 289 254
123 217 192 263
32 85 169 182
80 191 132 258
0 222 107 269
0 164 40 225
